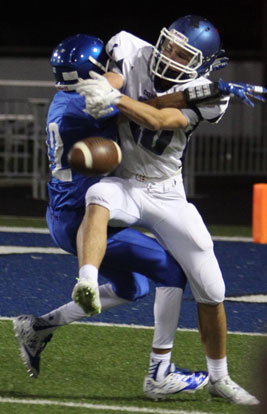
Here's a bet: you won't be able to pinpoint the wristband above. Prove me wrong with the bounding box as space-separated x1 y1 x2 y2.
183 83 221 105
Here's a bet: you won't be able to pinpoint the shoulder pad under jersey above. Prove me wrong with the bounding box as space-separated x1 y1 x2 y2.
106 31 151 63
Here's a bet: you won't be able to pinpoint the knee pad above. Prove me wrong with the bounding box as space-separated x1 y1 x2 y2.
199 256 225 304
191 255 225 305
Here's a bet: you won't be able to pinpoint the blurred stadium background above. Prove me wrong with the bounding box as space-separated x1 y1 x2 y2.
0 3 266 413
0 0 266 227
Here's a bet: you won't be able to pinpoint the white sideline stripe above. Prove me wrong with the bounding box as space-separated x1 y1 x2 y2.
73 321 267 337
0 226 253 242
0 397 211 414
0 226 50 233
1 317 266 336
212 235 253 242
226 294 267 303
0 79 54 87
0 246 69 254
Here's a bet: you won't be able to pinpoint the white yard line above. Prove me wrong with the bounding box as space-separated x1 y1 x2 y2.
0 245 68 254
1 317 266 337
226 294 267 303
0 397 213 414
0 226 253 242
0 226 50 233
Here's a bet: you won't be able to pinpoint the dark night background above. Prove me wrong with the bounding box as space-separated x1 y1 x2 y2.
0 0 266 226
0 0 265 59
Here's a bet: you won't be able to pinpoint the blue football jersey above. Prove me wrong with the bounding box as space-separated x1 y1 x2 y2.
46 90 119 210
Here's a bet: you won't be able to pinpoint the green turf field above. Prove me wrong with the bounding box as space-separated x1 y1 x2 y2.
0 320 265 414
0 216 263 413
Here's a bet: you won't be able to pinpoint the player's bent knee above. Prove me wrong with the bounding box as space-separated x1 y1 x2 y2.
202 281 225 305
201 277 225 304
194 255 225 304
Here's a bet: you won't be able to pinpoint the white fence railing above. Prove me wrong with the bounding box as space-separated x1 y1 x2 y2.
0 97 266 200
183 100 267 196
0 98 50 199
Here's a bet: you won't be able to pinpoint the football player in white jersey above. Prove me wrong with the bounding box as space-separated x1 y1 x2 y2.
74 15 265 404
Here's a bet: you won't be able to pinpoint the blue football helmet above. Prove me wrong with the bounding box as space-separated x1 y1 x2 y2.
150 15 222 84
51 34 109 90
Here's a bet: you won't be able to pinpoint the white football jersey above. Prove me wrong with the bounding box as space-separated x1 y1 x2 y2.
106 31 229 179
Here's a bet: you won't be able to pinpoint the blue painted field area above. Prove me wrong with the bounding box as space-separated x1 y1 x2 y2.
0 230 266 333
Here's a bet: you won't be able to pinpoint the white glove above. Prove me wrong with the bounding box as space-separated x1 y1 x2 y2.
75 71 122 118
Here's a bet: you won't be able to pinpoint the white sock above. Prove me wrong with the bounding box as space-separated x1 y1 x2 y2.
79 264 98 283
148 351 172 381
152 287 183 349
40 284 129 328
206 356 228 382
41 301 86 327
99 283 130 310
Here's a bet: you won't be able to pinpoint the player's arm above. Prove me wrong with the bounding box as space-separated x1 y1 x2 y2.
76 71 188 130
104 69 188 110
146 92 187 110
146 80 267 110
104 71 124 90
76 72 267 121
104 71 188 128
116 94 188 130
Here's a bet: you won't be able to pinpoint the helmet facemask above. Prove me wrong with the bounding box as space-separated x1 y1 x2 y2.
150 28 203 84
88 55 110 74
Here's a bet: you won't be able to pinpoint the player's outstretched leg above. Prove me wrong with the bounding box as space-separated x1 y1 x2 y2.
208 376 259 405
143 363 209 400
13 315 54 378
72 278 101 315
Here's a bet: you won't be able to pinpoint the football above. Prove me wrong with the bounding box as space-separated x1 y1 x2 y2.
68 137 122 175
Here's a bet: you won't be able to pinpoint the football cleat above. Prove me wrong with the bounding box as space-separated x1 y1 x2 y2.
72 278 101 315
208 375 260 405
144 363 209 400
13 315 53 378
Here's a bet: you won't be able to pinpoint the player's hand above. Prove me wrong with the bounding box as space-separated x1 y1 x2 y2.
209 49 229 72
76 71 122 118
217 78 267 107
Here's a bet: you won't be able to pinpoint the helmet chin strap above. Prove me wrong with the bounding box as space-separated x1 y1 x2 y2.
55 82 79 91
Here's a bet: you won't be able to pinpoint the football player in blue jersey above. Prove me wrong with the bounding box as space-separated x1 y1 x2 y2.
13 34 209 397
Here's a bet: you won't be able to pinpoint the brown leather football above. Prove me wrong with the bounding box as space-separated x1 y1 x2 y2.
68 137 122 175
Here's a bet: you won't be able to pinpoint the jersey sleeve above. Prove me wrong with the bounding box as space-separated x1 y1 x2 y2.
106 31 152 76
179 78 230 127
197 97 230 123
181 95 229 134
106 31 151 61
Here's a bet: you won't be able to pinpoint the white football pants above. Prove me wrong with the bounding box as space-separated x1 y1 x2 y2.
85 174 225 305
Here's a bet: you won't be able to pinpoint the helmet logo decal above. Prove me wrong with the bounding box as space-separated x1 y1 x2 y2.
62 71 78 81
